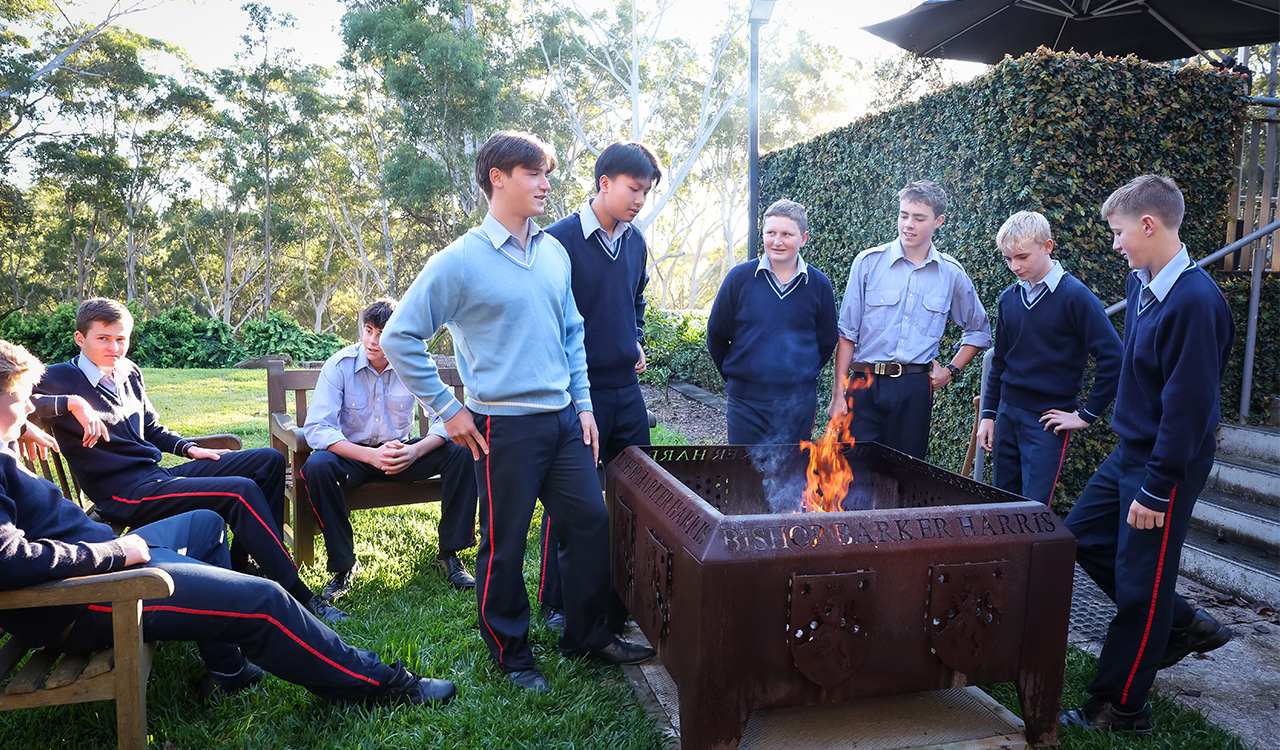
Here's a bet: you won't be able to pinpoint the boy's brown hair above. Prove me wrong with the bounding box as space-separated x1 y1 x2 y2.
764 199 809 235
897 180 948 218
75 298 133 335
0 339 44 394
1100 174 1185 230
474 131 558 200
361 298 397 330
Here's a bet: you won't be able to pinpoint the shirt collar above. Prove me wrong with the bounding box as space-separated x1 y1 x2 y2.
74 354 113 388
1136 245 1191 303
1019 260 1065 295
578 200 633 242
479 212 543 252
755 252 809 282
888 237 939 268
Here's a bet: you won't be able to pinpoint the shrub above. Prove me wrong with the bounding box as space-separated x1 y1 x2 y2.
241 310 345 363
1219 274 1279 425
641 308 724 395
132 308 246 369
0 303 79 365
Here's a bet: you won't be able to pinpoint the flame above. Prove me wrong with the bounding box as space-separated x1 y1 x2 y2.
799 374 874 513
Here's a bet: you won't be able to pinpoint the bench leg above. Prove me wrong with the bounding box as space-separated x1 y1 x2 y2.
293 493 316 568
111 598 147 750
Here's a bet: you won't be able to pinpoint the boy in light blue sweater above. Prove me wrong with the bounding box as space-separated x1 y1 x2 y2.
381 131 655 693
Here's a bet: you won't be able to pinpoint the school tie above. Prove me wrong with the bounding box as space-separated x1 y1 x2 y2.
99 371 117 394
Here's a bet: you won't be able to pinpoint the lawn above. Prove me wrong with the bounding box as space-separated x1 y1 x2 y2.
0 369 1254 749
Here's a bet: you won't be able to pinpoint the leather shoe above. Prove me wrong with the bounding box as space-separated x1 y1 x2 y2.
199 659 265 702
543 607 566 632
505 669 550 693
369 660 455 707
305 593 353 624
1161 608 1232 669
582 637 656 666
1060 699 1154 734
322 561 361 603
436 554 476 590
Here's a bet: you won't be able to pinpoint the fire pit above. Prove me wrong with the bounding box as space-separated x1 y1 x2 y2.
606 441 1074 749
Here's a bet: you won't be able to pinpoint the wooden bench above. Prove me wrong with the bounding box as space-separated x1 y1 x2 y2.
267 357 465 567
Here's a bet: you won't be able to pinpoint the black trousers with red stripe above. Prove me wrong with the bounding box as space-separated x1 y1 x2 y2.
473 407 614 672
94 448 297 589
62 511 396 703
992 400 1070 506
1065 441 1211 709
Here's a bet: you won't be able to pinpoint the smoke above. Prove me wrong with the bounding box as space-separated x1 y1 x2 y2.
746 443 809 514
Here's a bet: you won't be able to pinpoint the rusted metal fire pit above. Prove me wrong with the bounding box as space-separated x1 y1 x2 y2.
606 442 1074 749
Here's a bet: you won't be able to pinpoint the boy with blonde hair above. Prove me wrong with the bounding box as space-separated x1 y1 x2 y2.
976 211 1122 505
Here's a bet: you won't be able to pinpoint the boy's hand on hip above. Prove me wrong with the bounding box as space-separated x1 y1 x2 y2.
1127 500 1165 530
445 409 489 460
579 410 599 465
976 418 995 452
929 361 952 390
1040 409 1087 434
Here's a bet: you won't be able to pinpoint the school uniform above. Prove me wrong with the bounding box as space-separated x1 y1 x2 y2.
837 238 992 458
381 213 616 673
537 203 651 614
1065 247 1234 712
707 254 838 444
301 343 477 574
981 262 1123 504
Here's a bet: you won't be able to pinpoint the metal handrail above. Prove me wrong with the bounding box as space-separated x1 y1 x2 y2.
1247 95 1280 108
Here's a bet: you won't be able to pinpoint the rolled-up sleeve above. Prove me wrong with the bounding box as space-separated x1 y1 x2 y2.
836 256 864 342
383 253 465 420
950 272 992 350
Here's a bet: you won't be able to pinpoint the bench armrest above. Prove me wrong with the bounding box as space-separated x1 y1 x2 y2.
190 434 243 451
270 413 305 453
0 568 175 609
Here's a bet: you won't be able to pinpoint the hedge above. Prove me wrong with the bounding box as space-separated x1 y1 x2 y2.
760 48 1251 507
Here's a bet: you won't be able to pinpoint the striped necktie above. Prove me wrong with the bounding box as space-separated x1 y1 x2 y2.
99 372 117 395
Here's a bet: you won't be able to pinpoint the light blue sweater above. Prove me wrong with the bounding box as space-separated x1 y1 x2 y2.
382 213 593 420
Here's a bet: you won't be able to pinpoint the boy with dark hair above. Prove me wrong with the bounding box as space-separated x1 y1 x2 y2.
536 140 663 629
33 298 349 623
0 339 455 707
708 199 838 443
302 298 479 603
976 211 1123 506
382 131 655 693
829 180 991 458
1060 175 1234 734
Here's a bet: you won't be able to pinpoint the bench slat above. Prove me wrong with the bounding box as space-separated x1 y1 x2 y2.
6 649 56 695
0 635 27 679
82 648 114 680
45 651 91 689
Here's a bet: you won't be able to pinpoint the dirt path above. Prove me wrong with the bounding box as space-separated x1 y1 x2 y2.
641 383 726 444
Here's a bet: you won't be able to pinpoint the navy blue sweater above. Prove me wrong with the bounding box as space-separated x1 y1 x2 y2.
706 259 839 400
35 357 193 503
545 211 648 389
1113 261 1234 510
0 449 130 646
981 272 1123 421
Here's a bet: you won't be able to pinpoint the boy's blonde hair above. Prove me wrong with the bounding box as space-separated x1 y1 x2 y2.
764 199 809 235
0 339 44 395
996 211 1052 252
897 180 947 218
1100 174 1184 230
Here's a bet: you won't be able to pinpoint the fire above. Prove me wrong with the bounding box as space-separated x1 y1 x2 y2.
799 374 873 513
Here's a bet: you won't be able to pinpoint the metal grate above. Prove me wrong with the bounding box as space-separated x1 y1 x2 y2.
1069 564 1116 643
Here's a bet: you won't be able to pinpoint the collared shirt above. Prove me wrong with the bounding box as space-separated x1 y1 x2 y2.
1135 244 1192 313
302 343 449 451
837 238 992 364
479 213 545 266
1019 260 1065 304
755 253 810 298
578 200 634 261
75 355 136 431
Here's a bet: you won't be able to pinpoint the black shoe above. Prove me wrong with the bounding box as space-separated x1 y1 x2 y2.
436 554 476 590
322 562 361 603
543 607 566 632
1161 609 1232 669
581 637 656 666
369 660 455 707
1060 699 1155 734
505 669 550 693
305 593 353 623
198 659 265 702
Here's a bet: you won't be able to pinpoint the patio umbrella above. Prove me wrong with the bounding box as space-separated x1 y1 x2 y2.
863 0 1280 64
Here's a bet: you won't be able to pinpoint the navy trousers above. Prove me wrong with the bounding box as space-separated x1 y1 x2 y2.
537 384 649 614
93 448 297 588
1065 441 1211 709
301 439 478 572
473 407 614 672
847 370 933 458
62 511 396 704
726 383 818 445
992 400 1071 506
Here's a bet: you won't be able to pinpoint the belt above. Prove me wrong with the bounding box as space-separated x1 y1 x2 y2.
851 361 930 378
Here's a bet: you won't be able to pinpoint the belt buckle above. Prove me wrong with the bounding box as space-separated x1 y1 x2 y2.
873 362 904 378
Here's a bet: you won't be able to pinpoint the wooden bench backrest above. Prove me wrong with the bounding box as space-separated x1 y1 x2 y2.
267 357 464 433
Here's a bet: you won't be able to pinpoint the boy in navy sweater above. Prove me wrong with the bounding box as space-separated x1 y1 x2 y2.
708 199 838 443
976 211 1123 506
1060 176 1234 734
537 140 663 628
382 131 655 693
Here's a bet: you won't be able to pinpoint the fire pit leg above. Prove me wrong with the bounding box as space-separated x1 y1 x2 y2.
678 680 750 750
1015 540 1076 747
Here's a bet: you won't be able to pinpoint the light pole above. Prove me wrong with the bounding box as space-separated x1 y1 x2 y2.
747 0 774 261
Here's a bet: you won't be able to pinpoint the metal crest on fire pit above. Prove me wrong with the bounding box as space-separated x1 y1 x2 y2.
929 561 1006 674
789 571 874 687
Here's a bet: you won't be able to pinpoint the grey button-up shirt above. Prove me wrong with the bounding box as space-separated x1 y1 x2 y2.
303 343 448 451
837 239 992 364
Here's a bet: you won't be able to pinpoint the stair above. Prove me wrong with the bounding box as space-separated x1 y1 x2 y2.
1182 424 1280 602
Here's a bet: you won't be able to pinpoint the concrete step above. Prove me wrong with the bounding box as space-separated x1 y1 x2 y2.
1204 458 1280 508
1216 423 1280 466
1179 526 1280 603
1190 491 1280 551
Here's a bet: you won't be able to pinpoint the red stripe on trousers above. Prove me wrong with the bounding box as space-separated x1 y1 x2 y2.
1048 431 1071 506
538 515 552 600
478 417 503 662
1122 485 1177 706
114 490 293 563
299 468 325 531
